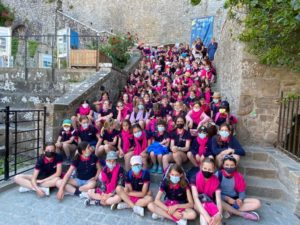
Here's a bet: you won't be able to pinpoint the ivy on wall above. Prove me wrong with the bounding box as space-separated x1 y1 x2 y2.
191 0 201 6
224 0 300 71
28 40 39 58
11 37 19 58
0 3 14 26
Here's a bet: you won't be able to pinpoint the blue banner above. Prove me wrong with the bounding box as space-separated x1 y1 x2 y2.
70 30 80 49
190 16 214 47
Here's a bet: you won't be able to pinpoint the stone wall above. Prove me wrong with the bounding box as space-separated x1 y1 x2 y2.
4 0 227 45
42 52 141 142
215 17 300 145
0 68 96 108
2 0 56 35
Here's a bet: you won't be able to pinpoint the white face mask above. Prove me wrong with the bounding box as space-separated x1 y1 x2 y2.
63 127 70 132
82 103 88 108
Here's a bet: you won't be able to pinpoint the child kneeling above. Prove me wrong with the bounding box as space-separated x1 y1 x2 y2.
148 164 197 225
114 155 153 216
84 151 124 208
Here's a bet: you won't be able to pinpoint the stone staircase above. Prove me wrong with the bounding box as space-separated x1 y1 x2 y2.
145 145 300 224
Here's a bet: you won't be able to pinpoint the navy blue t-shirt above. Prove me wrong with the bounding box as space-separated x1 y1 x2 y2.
72 154 99 180
160 178 190 204
35 153 63 179
58 128 77 144
77 125 98 143
101 129 120 142
190 138 212 157
151 131 169 143
170 129 192 147
160 104 173 117
98 108 113 117
126 169 150 192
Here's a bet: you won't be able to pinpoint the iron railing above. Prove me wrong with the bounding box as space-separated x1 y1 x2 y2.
0 106 47 181
0 34 112 81
277 92 300 160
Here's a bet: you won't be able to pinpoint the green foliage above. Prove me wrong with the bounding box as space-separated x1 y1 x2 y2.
28 40 39 58
224 0 300 71
11 37 19 58
100 34 134 69
282 92 300 102
0 3 14 26
191 0 201 6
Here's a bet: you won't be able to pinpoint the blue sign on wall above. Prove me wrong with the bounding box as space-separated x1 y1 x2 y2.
190 16 214 47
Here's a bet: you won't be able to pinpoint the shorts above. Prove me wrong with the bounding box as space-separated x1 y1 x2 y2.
129 196 141 204
75 178 88 187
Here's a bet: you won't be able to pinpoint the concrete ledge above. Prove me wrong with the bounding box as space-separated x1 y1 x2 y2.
0 178 17 193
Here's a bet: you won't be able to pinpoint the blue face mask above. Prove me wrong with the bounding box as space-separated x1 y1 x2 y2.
132 165 142 174
134 131 142 138
170 175 181 184
219 130 230 139
213 99 219 104
157 126 165 132
198 133 207 139
106 162 115 170
138 104 144 110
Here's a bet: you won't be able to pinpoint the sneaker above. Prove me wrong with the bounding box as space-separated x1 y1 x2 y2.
84 199 91 207
79 192 89 199
157 166 163 174
176 219 187 225
85 199 101 207
18 186 31 193
133 205 144 217
223 210 231 219
150 164 157 173
152 213 163 220
116 202 131 210
40 187 50 196
111 203 118 210
243 211 260 221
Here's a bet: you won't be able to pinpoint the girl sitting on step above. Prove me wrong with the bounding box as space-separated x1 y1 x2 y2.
132 124 150 169
95 118 119 158
114 155 153 216
216 154 261 221
147 120 170 174
148 164 197 225
117 120 134 171
211 123 245 167
15 142 62 197
84 151 124 208
191 158 222 225
162 116 191 170
187 126 213 167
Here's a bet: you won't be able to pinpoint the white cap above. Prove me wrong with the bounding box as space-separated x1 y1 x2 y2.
130 155 142 166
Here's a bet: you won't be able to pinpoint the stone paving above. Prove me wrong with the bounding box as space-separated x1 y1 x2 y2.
0 186 299 225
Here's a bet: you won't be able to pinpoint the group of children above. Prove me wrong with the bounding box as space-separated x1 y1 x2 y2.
14 39 261 225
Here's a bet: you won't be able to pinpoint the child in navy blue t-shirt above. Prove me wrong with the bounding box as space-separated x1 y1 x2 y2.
114 155 153 217
148 164 196 224
95 118 119 157
56 142 101 201
15 142 62 197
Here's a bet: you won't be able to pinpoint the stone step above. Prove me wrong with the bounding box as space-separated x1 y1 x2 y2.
239 159 278 179
245 176 285 199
